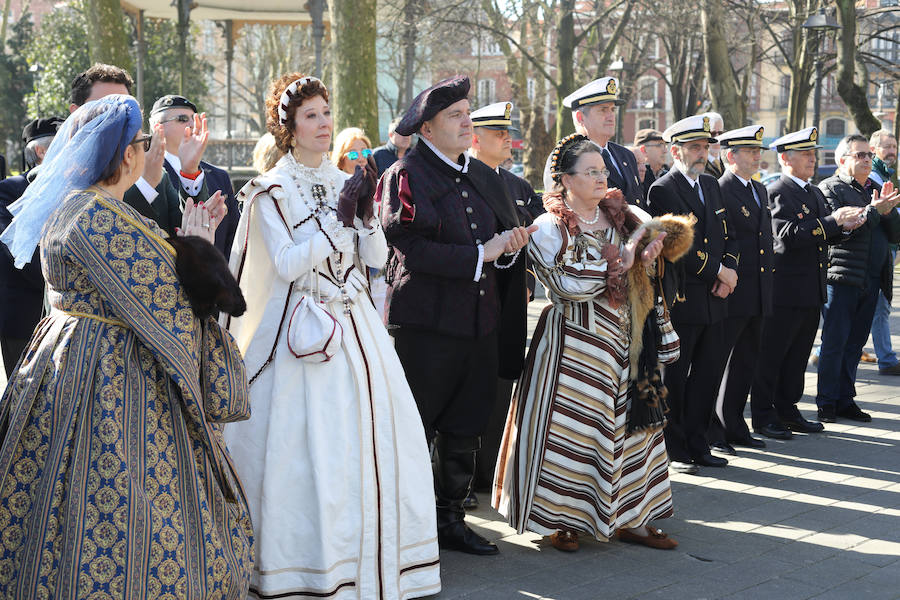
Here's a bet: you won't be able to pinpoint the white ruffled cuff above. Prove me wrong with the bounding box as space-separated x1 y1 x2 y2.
319 212 356 253
353 215 380 234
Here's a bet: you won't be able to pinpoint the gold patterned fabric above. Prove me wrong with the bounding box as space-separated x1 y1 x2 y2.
0 191 253 599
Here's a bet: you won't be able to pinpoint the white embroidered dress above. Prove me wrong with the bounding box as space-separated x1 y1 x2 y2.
223 154 440 600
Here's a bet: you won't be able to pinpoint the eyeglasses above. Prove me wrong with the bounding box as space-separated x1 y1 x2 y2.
345 149 373 160
130 134 152 152
846 151 874 160
160 114 192 124
570 168 610 181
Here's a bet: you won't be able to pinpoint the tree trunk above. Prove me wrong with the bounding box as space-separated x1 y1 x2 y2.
555 0 576 140
402 0 418 108
330 0 379 138
701 0 744 129
85 0 132 71
834 0 881 136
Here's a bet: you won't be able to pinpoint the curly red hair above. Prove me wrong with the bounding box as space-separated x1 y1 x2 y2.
265 72 329 153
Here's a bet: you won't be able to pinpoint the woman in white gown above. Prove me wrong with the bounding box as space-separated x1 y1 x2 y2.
224 73 440 599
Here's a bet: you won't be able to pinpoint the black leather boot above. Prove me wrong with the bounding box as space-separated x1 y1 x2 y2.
433 434 499 555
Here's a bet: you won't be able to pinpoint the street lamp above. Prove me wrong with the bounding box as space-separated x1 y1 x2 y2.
802 8 841 140
28 63 44 114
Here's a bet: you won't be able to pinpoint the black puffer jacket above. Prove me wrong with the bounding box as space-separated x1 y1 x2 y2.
819 174 900 299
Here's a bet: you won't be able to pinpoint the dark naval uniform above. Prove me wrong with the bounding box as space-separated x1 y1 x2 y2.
164 159 240 258
709 170 774 444
647 166 738 463
751 174 842 428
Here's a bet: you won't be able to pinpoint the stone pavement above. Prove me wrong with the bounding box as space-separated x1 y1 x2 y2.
433 295 900 600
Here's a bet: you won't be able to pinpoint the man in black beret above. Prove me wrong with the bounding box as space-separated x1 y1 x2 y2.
150 94 240 258
0 116 64 376
633 128 668 202
381 76 535 556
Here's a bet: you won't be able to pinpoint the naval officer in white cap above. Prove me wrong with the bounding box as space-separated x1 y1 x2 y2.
546 77 643 205
706 125 775 453
646 114 739 473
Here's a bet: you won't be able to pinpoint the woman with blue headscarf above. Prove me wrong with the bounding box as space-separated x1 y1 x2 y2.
0 95 253 598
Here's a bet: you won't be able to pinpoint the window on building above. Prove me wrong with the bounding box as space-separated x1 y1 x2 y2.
638 118 656 130
777 119 787 136
635 77 658 108
478 79 496 104
825 118 845 138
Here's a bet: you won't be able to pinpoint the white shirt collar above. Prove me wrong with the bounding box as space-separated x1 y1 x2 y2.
165 151 181 172
785 172 810 189
420 137 470 173
733 172 752 187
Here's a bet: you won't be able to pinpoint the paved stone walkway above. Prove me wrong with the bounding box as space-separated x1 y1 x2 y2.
434 293 900 600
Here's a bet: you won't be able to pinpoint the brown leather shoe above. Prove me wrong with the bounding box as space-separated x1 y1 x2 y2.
861 351 877 363
617 525 678 550
549 529 579 552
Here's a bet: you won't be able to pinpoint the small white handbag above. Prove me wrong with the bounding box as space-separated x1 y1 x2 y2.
286 267 343 363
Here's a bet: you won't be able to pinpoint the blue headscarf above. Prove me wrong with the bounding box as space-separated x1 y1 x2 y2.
0 94 143 268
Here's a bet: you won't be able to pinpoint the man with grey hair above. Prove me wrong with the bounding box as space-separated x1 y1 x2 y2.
816 133 900 422
867 130 900 374
0 117 64 376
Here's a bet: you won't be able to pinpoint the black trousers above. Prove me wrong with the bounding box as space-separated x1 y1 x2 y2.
1 336 28 378
751 305 820 427
663 319 725 462
392 327 499 439
473 377 514 491
709 315 764 443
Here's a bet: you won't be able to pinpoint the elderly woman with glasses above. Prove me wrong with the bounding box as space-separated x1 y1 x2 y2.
0 95 253 598
493 134 692 553
332 127 374 175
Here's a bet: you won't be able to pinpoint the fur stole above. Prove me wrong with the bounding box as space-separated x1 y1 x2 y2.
626 213 695 375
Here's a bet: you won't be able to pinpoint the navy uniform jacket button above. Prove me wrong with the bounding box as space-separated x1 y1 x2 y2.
466 206 473 214
471 223 478 229
479 289 485 296
455 177 461 183
462 190 469 198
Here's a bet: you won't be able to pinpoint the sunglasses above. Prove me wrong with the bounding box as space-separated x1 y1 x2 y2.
345 149 373 160
160 114 193 124
846 151 874 160
130 134 153 152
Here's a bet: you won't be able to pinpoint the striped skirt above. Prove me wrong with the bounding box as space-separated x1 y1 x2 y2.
492 299 673 540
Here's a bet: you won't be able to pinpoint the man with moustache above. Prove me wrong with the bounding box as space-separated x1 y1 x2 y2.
706 126 775 453
380 76 535 555
752 128 865 434
547 77 643 205
646 114 739 473
816 134 900 422
467 101 542 506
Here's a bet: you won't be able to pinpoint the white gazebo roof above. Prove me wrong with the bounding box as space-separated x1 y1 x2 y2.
120 0 322 24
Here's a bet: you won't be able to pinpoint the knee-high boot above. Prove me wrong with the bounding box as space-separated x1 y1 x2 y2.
433 433 499 555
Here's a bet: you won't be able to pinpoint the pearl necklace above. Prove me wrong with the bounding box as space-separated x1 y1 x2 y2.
563 197 601 225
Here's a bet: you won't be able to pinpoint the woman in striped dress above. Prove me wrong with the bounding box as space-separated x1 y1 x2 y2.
493 134 678 552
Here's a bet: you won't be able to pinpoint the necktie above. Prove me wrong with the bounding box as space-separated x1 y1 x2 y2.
747 181 760 208
601 148 625 191
693 182 704 205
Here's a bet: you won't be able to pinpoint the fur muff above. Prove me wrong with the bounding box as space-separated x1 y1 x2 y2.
626 214 695 375
168 235 247 320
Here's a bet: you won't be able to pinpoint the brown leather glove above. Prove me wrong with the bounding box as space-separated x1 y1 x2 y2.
356 155 378 223
337 165 365 227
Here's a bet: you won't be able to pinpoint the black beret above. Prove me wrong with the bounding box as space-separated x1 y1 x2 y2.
150 94 198 116
395 76 470 136
22 117 65 144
